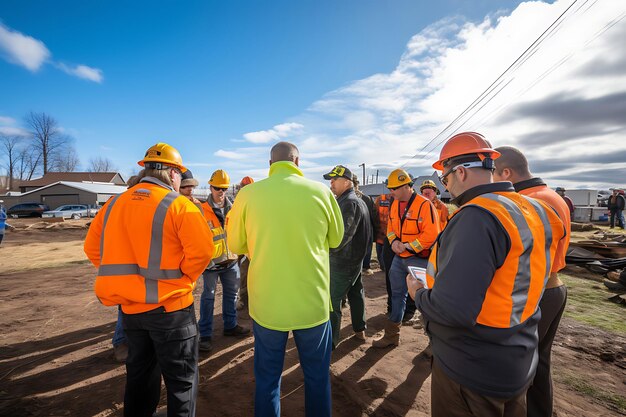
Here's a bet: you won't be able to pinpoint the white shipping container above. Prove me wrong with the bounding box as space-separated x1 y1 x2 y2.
564 189 597 207
573 206 609 222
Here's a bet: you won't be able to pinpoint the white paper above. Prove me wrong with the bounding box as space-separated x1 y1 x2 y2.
407 266 428 289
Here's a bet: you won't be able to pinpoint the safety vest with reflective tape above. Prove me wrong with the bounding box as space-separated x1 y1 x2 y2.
200 202 234 265
86 179 214 314
375 194 392 244
387 192 440 258
434 199 449 230
426 192 564 328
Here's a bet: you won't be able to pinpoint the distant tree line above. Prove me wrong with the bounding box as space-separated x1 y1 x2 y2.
0 112 116 190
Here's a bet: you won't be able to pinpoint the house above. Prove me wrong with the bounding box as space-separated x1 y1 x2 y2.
7 181 128 210
18 172 126 193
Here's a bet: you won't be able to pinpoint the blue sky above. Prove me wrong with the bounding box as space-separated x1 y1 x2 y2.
1 0 625 189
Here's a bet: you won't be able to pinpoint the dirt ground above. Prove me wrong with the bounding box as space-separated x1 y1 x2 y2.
1 219 625 416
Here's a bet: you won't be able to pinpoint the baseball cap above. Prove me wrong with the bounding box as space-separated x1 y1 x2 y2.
323 165 353 180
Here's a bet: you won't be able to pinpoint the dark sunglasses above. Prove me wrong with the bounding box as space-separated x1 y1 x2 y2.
212 186 228 192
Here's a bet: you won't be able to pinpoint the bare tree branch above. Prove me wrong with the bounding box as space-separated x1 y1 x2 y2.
88 156 117 172
25 112 69 174
50 146 80 172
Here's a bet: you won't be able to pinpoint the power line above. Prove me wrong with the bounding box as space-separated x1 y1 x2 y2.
401 0 587 167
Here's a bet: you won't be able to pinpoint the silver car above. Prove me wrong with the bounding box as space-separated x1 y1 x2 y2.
42 204 90 219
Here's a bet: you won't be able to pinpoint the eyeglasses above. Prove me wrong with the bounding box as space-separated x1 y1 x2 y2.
212 186 228 192
180 185 194 189
387 185 402 192
439 161 486 186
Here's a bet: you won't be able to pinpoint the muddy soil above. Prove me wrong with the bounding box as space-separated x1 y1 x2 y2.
0 221 625 416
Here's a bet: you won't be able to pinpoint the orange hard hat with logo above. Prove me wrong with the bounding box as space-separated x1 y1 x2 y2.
138 142 188 173
432 132 500 171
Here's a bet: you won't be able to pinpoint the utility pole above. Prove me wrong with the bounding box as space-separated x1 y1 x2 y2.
375 170 379 183
359 163 366 185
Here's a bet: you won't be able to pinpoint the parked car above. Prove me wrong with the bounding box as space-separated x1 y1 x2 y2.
87 205 102 217
597 190 611 207
42 204 90 219
7 202 50 218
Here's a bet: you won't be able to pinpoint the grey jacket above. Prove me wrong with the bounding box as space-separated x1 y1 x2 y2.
415 182 542 399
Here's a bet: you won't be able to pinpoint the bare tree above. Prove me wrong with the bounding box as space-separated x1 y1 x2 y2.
15 146 41 181
88 156 117 172
25 112 70 174
50 146 80 172
0 134 22 189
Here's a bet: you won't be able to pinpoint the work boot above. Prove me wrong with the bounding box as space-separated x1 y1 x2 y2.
223 324 250 337
199 336 213 352
113 342 128 363
372 321 401 348
353 330 366 342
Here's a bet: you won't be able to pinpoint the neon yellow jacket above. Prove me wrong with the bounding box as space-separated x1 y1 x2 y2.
226 161 344 331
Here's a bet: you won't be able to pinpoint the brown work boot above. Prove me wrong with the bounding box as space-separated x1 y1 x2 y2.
353 330 366 342
372 321 401 348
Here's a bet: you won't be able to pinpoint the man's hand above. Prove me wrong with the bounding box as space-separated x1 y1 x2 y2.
406 273 424 301
391 240 406 255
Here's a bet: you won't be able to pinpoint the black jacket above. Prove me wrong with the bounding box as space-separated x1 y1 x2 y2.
330 188 372 271
609 194 625 212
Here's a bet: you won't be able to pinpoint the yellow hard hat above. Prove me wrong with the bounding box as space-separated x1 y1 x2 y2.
387 169 413 189
420 180 437 192
209 169 230 188
138 142 187 173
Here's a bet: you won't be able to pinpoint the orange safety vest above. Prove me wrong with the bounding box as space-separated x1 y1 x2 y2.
387 192 440 258
433 199 449 230
86 180 214 314
426 192 565 328
200 202 236 265
375 194 392 244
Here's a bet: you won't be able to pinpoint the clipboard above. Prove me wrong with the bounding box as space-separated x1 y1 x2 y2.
407 266 428 289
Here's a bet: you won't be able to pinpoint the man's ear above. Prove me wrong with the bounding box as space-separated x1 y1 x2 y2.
294 157 299 167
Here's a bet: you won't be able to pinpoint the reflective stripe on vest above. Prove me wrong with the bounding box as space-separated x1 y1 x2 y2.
426 192 558 328
98 191 182 304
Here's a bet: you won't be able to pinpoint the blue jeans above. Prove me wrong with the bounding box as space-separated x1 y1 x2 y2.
362 242 373 269
389 256 427 323
198 263 240 338
112 307 126 347
253 320 332 417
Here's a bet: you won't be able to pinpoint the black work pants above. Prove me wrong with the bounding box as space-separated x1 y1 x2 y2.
122 305 199 417
526 286 567 417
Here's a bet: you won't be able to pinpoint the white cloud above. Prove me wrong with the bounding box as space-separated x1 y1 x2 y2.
0 115 16 125
217 0 626 188
57 63 104 83
214 149 247 160
0 23 50 71
0 22 103 82
243 122 304 143
0 126 29 136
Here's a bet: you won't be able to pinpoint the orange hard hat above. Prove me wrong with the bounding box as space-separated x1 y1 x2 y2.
432 132 500 170
240 176 254 186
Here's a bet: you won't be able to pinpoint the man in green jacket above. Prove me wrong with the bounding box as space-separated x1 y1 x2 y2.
226 141 344 417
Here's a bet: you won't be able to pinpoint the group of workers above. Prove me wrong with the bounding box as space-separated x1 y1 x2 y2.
84 131 571 417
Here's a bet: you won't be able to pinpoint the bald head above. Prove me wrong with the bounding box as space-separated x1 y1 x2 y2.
493 146 532 183
270 141 299 165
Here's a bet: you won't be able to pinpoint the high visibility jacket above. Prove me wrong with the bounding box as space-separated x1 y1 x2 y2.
374 194 392 244
387 192 440 258
433 198 449 230
426 191 565 328
200 201 237 266
84 178 214 314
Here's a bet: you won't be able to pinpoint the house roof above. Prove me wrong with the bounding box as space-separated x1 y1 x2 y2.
19 172 124 187
20 181 128 196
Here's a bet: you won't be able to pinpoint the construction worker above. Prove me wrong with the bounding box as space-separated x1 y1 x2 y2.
226 142 343 417
84 142 214 416
198 169 250 352
608 188 626 229
236 176 254 312
374 192 394 313
179 169 202 206
407 132 565 417
372 169 440 348
420 179 449 230
0 200 6 247
555 187 574 220
493 146 571 417
352 174 379 275
324 165 372 348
